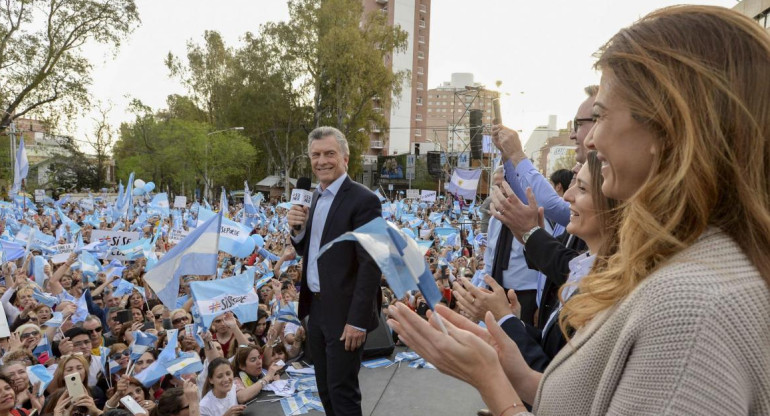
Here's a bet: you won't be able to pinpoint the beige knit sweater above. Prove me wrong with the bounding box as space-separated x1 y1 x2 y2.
526 228 770 415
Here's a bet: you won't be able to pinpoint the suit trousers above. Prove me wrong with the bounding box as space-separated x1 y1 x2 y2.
308 295 365 416
515 289 538 327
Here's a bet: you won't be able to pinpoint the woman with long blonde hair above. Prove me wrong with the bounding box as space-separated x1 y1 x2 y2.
387 5 770 415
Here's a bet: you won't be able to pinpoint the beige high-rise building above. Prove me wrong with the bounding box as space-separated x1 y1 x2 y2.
361 0 431 161
424 73 500 154
733 0 770 34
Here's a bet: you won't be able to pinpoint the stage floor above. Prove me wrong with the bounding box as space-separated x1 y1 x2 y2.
247 347 487 415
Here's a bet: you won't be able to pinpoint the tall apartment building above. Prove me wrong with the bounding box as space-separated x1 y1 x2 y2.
424 73 500 154
361 0 431 160
733 0 770 33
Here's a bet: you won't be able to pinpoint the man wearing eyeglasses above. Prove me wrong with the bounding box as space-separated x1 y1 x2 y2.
83 315 112 355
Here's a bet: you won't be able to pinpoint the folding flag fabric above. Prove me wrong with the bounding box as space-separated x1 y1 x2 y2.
130 331 159 360
43 312 64 327
112 279 135 297
134 329 178 387
165 352 204 377
190 268 259 328
12 137 29 195
197 207 253 258
316 217 443 309
78 251 102 281
446 168 482 200
148 193 170 218
118 238 151 261
33 288 58 308
275 302 301 327
0 239 25 262
71 293 89 323
145 213 222 309
26 365 52 396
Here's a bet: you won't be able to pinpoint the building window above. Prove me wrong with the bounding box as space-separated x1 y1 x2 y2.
416 96 423 106
416 113 423 121
418 35 425 44
418 51 424 60
419 19 426 28
419 4 427 13
417 66 424 74
415 129 422 137
417 82 424 90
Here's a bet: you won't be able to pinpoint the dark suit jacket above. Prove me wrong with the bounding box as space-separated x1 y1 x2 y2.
293 175 382 334
501 311 572 373
523 228 585 329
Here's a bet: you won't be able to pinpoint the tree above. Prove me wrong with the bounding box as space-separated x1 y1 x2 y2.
46 136 99 191
0 0 139 132
85 102 116 189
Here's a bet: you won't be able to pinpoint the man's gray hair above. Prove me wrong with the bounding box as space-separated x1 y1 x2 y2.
585 85 599 97
308 126 349 157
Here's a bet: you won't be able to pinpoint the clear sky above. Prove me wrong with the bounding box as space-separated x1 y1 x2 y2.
76 0 738 151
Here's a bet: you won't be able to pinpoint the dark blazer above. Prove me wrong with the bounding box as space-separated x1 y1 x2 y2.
523 228 585 329
293 175 382 333
501 311 573 373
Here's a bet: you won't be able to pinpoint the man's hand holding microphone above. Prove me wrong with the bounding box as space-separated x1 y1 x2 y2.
288 177 313 237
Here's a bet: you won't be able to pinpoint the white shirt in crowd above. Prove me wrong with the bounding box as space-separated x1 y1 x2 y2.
200 384 238 416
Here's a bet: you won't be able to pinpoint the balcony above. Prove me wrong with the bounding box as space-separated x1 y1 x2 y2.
372 125 381 133
419 4 427 13
376 0 388 4
370 140 384 149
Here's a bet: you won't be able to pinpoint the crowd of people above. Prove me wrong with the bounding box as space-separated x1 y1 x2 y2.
2 4 770 416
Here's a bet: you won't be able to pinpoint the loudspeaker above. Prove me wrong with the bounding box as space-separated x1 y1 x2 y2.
470 109 483 160
363 312 396 359
427 151 442 176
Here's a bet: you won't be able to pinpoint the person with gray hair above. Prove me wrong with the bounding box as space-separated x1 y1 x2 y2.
288 126 382 416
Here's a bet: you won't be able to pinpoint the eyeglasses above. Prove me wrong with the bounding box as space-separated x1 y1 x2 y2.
172 317 189 325
87 327 103 334
110 350 130 360
573 117 595 133
154 314 163 320
20 331 38 340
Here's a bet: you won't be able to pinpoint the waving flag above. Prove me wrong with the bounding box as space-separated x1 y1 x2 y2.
374 189 387 202
275 302 301 327
316 217 443 309
78 251 102 281
12 137 29 195
134 329 178 387
26 365 53 396
112 279 135 297
165 351 204 377
0 239 25 262
219 187 228 217
43 312 64 328
190 268 259 328
118 238 151 260
33 288 58 308
71 293 89 323
33 334 53 363
241 188 259 229
197 207 253 258
446 168 482 200
145 212 222 309
149 193 170 218
130 331 159 360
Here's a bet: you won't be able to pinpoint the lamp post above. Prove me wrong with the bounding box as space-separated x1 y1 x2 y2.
204 127 244 201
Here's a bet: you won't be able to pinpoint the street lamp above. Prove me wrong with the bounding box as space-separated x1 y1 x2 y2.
204 127 244 200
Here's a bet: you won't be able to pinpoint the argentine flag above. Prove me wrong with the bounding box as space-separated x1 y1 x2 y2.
145 213 222 309
190 268 259 328
316 217 443 309
134 329 178 387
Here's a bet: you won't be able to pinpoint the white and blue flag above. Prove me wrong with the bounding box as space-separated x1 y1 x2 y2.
145 212 222 309
26 365 53 396
317 217 443 309
189 268 259 328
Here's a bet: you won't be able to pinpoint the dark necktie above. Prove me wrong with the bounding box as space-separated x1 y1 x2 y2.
491 221 513 287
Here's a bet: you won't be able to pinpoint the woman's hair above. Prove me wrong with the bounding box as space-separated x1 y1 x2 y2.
2 350 36 366
563 5 770 330
0 373 15 389
50 354 90 391
109 343 129 355
14 323 41 336
125 377 150 400
232 345 261 375
150 387 184 416
202 357 231 397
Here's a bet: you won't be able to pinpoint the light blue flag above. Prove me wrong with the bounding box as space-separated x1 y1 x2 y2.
446 168 482 200
145 213 222 309
55 194 71 208
276 202 292 210
43 312 64 327
26 365 53 396
275 301 301 327
118 238 150 260
104 259 125 279
31 256 47 284
12 137 29 195
78 251 102 281
219 187 228 217
130 331 159 360
415 240 433 254
189 268 259 328
123 172 135 221
316 217 443 309
71 293 89 323
108 359 122 375
1 239 25 262
113 182 124 221
134 329 177 387
374 189 387 202
149 193 170 218
254 273 273 289
241 189 259 229
257 247 280 262
428 212 443 225
112 279 135 297
165 351 204 377
33 288 58 308
197 207 253 258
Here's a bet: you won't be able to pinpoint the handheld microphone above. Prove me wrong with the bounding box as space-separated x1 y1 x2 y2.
291 177 313 231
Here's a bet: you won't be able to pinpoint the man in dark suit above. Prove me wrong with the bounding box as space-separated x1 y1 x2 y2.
288 126 382 416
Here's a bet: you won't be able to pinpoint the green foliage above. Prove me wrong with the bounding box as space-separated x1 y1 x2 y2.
0 0 139 132
113 99 256 197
